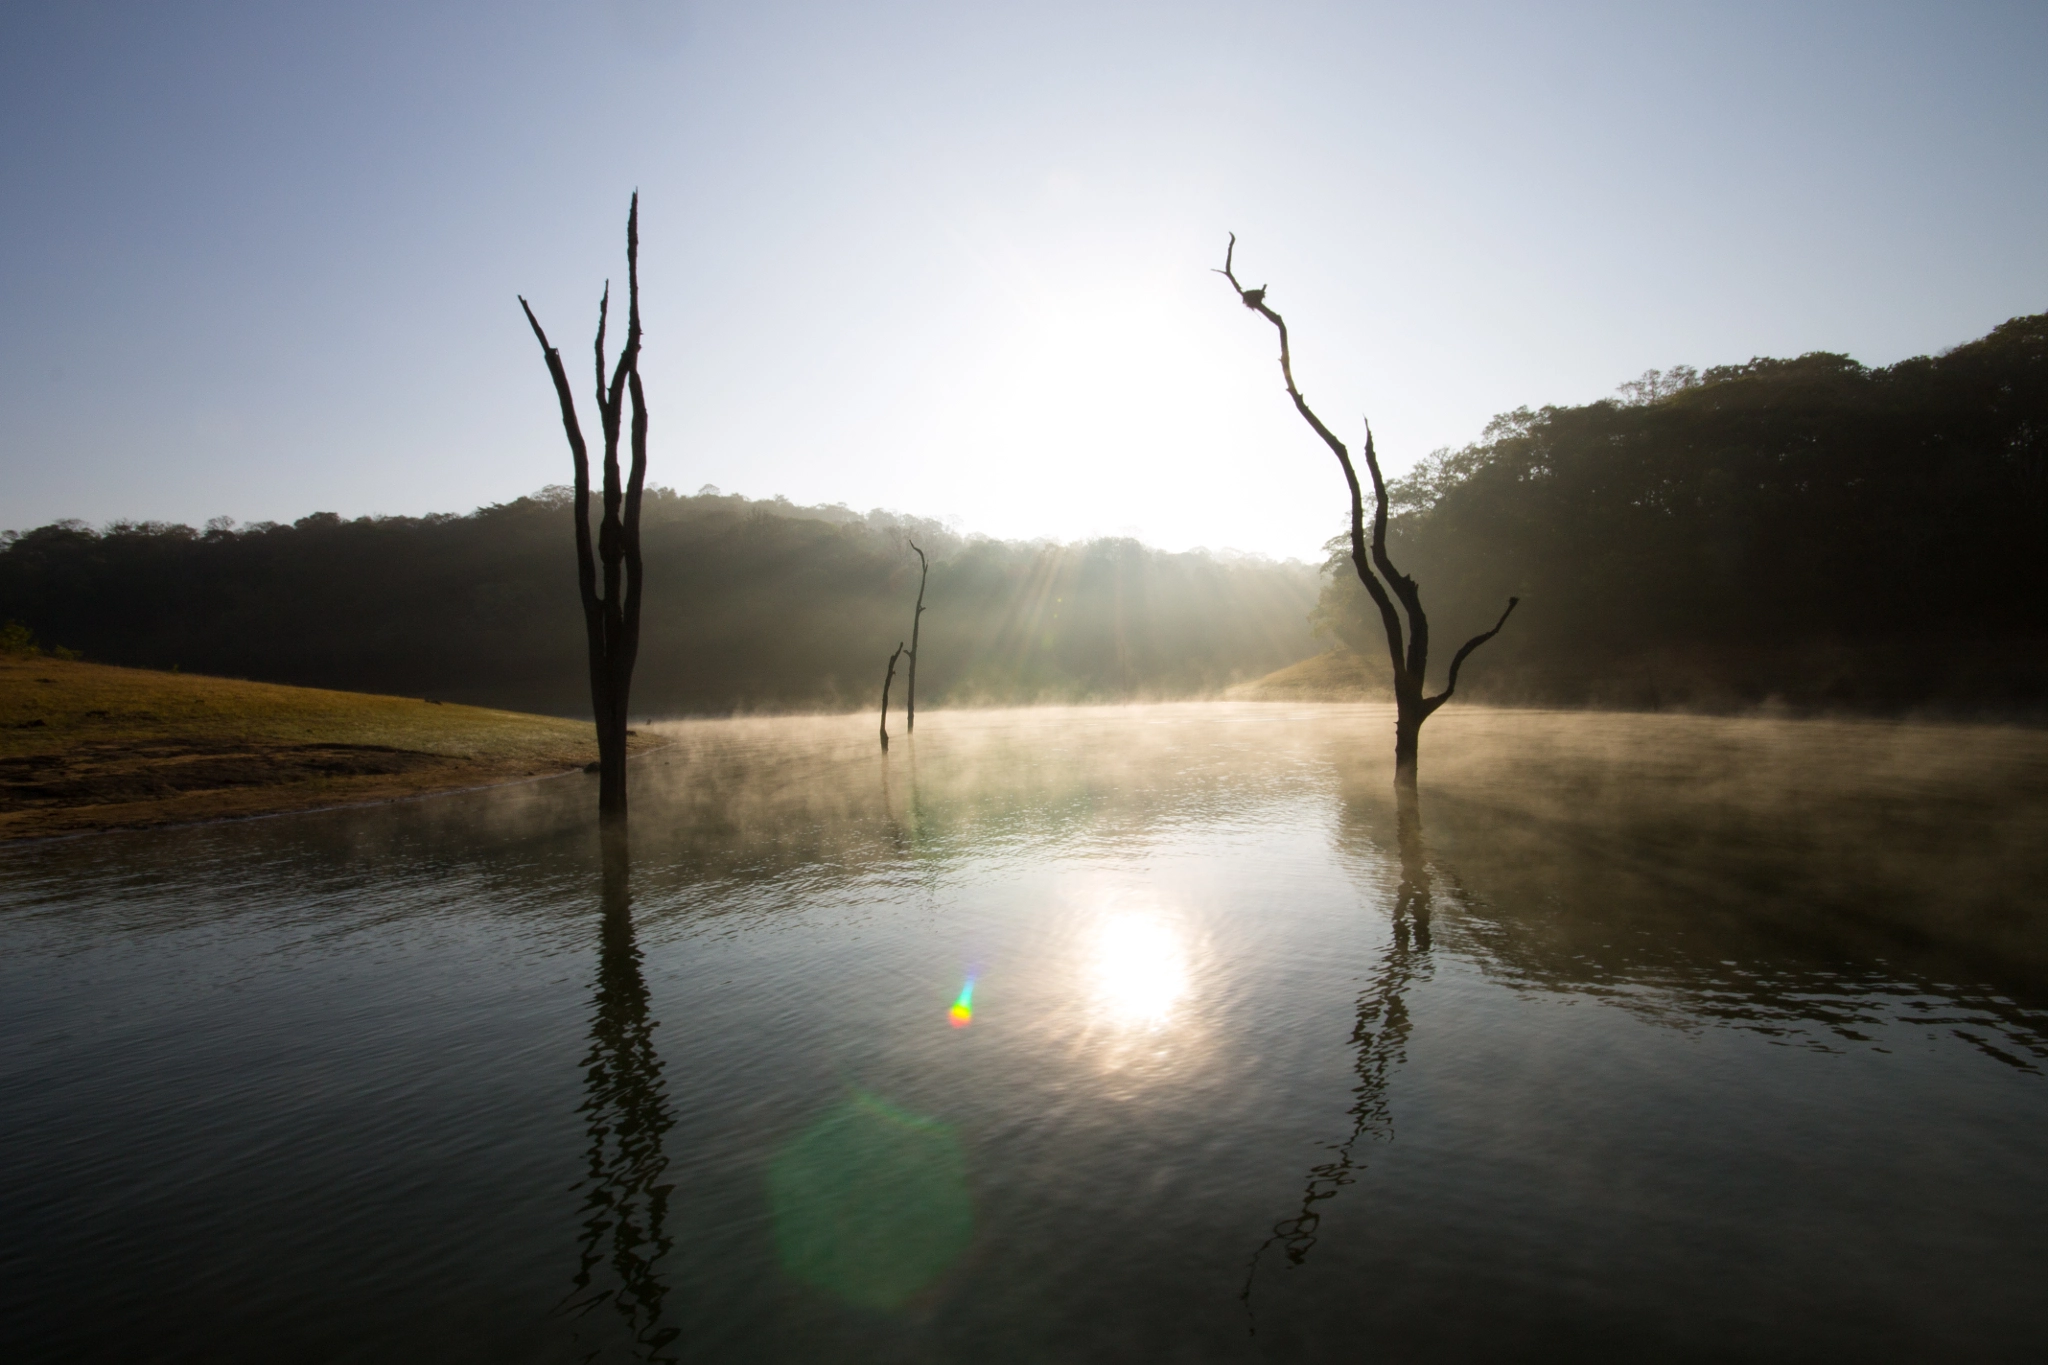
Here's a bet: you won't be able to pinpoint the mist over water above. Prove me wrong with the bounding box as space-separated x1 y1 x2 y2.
1 704 2043 1361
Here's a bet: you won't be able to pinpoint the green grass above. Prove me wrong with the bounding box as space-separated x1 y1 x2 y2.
1 655 642 839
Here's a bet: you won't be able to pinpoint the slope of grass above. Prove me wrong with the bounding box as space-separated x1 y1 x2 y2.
1227 648 1394 701
1 655 648 840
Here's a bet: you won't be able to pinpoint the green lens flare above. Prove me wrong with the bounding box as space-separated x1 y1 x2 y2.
766 1092 974 1310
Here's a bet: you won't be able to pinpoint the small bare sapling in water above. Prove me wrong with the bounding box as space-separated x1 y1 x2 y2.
906 539 930 733
880 642 906 751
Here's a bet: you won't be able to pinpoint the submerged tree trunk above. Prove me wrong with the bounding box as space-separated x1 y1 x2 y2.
880 641 906 751
1218 235 1515 789
520 195 650 823
1393 704 1421 789
905 540 929 733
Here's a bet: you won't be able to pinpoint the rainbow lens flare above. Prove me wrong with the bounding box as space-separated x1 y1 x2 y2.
948 977 975 1028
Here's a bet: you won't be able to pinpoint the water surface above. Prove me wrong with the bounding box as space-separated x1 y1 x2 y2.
3 704 2044 1362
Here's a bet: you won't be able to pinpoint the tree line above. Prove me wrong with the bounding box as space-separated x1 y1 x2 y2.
0 489 1320 716
9 313 2042 722
1311 311 2048 713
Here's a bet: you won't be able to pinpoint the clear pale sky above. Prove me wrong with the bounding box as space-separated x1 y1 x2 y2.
3 1 2043 559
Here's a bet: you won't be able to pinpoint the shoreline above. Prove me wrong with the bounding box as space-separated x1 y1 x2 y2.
0 743 678 848
1 655 666 843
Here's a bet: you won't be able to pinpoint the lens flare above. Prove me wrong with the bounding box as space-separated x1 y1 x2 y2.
767 1092 975 1310
948 976 975 1028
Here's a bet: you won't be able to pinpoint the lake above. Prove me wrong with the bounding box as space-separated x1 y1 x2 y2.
2 703 2045 1362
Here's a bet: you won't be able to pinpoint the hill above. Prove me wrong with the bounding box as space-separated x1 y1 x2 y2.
0 494 1320 716
1313 313 2048 713
6 312 2044 717
1228 649 1392 701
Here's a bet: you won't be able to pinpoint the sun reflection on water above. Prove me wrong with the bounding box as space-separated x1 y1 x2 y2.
1088 913 1190 1028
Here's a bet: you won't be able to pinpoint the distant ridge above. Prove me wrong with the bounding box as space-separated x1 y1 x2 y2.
0 488 1319 717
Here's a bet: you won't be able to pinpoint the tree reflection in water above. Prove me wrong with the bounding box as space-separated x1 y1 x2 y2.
1242 791 1434 1318
561 835 679 1363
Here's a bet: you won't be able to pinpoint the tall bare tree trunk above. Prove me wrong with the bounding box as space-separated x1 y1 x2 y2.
521 195 650 824
905 540 929 732
880 641 906 751
1219 235 1515 790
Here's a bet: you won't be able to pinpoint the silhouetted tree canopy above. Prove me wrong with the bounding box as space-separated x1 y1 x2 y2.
0 490 1319 715
1313 313 2048 711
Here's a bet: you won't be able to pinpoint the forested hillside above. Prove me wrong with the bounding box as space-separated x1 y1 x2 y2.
9 314 2043 718
0 490 1320 716
1314 312 2048 712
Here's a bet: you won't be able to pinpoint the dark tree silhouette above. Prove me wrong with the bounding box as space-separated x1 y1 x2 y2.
520 194 649 822
879 641 906 751
1218 235 1514 787
905 539 930 732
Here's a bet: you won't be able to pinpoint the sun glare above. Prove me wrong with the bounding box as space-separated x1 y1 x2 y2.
1088 913 1190 1028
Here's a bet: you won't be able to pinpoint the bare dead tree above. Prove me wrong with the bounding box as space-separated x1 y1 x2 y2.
879 641 906 751
520 194 649 823
1218 235 1515 789
905 539 929 732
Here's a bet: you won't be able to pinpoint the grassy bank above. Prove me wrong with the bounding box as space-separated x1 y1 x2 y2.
1228 648 1393 701
1 655 651 840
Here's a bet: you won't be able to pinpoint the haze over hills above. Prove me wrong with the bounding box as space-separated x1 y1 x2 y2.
4 312 2043 718
0 491 1321 717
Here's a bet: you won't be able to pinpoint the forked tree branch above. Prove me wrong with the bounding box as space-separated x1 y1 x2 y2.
620 196 647 679
1359 425 1429 680
1216 234 1411 687
519 298 603 622
1424 597 1519 716
1219 233 1515 784
594 283 610 408
592 195 643 651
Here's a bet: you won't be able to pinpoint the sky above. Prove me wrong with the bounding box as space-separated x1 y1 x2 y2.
2 0 2044 560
